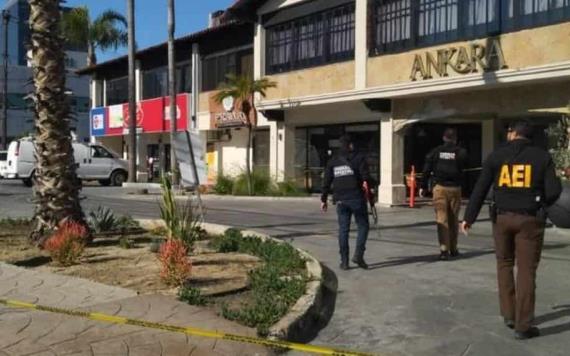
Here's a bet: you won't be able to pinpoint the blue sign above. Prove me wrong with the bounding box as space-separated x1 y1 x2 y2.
90 107 106 137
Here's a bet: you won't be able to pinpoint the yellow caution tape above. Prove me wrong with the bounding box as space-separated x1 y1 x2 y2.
0 298 376 356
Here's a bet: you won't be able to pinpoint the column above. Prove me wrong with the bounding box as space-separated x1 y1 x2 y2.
90 80 102 144
254 18 265 80
135 60 148 182
270 121 294 181
354 0 368 90
378 117 406 206
191 43 200 129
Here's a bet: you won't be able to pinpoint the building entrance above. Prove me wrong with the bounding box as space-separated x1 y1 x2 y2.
404 123 482 196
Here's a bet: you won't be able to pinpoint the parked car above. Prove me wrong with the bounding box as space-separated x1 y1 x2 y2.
0 150 7 178
5 138 128 187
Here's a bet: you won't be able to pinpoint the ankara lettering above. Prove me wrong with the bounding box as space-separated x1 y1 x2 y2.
498 165 532 188
410 38 507 81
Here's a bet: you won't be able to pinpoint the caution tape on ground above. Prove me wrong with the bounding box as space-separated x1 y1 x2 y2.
0 298 376 356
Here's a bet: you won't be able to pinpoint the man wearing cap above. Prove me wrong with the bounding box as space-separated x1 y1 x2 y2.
321 134 374 270
461 119 562 339
420 128 468 260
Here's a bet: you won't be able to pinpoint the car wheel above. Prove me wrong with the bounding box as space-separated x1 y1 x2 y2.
98 179 111 186
110 170 127 187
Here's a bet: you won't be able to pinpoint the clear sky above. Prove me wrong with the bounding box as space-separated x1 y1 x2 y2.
64 0 235 62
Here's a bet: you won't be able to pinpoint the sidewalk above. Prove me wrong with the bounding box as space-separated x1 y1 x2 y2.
0 263 270 356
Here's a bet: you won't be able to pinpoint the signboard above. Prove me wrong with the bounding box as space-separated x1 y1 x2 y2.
209 93 250 129
173 130 207 187
410 38 507 81
90 107 106 137
90 94 189 137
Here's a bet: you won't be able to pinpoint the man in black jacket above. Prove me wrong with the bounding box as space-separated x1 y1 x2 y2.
321 135 373 270
461 119 562 340
420 128 468 260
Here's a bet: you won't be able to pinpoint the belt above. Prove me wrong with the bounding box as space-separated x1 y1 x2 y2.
496 209 537 216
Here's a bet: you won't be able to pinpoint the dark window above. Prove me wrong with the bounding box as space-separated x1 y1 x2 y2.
202 49 253 92
266 3 355 74
143 67 167 99
372 0 570 55
176 63 192 94
91 146 114 159
106 77 128 106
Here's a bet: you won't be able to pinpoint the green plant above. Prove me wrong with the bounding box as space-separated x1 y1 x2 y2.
115 214 141 231
548 117 570 179
119 236 134 249
213 174 234 195
210 228 243 253
158 239 192 286
0 217 32 227
44 221 87 266
159 176 202 248
150 226 168 237
178 285 208 306
88 206 117 233
275 179 306 197
232 169 276 196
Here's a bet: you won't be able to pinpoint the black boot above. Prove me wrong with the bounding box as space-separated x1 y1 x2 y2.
351 254 368 269
504 318 515 329
339 260 349 270
515 326 540 340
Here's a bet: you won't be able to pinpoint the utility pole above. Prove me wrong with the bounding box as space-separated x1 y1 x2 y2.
1 10 10 150
127 0 137 182
167 0 178 184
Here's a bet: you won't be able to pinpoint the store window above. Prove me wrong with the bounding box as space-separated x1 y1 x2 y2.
372 0 570 55
294 123 380 193
202 49 253 92
253 129 270 173
106 76 128 106
143 63 192 100
266 3 355 74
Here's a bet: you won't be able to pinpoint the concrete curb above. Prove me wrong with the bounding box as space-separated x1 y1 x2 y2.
137 219 324 342
200 194 318 203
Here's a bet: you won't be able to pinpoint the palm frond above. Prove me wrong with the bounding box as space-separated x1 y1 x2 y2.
61 6 90 48
91 10 128 50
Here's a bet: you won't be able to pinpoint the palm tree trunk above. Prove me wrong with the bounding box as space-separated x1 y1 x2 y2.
87 42 96 67
29 0 86 243
247 94 258 196
127 0 137 183
167 0 178 185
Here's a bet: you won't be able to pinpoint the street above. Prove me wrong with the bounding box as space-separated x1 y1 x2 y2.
1 180 570 355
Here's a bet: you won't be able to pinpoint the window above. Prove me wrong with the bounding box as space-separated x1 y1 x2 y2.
143 67 167 99
176 63 192 94
91 146 114 159
202 49 253 92
266 3 355 74
106 77 128 106
372 0 570 54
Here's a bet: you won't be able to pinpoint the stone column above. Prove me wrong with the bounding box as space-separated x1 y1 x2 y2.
134 60 148 182
378 117 406 206
354 0 368 90
269 121 295 181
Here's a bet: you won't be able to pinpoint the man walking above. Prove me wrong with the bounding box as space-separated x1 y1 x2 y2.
461 120 562 340
420 128 468 260
321 135 373 270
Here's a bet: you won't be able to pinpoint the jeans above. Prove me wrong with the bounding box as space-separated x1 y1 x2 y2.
336 199 369 262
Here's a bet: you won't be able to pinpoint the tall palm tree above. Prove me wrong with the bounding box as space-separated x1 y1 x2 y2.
127 0 137 183
29 0 86 242
61 6 128 67
167 0 178 184
215 75 276 195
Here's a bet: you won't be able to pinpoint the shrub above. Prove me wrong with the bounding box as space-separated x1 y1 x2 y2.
275 179 307 197
213 174 234 195
158 239 192 286
159 176 202 249
210 228 242 253
232 169 275 196
88 206 117 233
44 221 88 266
178 285 208 306
0 217 32 227
119 236 134 249
115 214 141 231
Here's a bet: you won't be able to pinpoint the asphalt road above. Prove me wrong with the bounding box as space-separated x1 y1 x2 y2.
1 180 570 355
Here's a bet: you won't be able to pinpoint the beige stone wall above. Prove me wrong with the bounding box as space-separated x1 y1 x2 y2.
198 92 211 113
265 61 355 100
392 81 570 121
368 22 570 87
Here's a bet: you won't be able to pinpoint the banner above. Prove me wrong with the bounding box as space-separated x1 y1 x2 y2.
173 130 207 187
90 107 106 137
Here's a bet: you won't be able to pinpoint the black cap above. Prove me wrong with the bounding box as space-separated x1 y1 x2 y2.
508 119 533 139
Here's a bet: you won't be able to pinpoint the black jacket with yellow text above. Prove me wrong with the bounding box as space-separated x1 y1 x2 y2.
463 139 562 225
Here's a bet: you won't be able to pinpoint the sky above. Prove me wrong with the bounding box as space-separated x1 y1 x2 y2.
64 0 236 63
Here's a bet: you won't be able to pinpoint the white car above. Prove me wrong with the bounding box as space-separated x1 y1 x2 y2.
0 150 7 178
5 138 128 187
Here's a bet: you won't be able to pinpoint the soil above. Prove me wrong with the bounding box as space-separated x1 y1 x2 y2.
0 228 261 297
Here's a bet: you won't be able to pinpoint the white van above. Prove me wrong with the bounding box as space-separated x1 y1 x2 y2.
5 138 128 187
0 150 7 178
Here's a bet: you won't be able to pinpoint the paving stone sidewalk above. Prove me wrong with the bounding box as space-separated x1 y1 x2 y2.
0 263 270 356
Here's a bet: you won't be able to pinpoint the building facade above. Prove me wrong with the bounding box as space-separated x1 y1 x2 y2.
226 0 570 205
1 0 90 144
80 18 268 183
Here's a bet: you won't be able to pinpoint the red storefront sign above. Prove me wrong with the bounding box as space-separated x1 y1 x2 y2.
93 94 189 137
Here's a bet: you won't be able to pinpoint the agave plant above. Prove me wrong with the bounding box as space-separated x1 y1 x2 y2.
88 206 117 233
159 176 202 249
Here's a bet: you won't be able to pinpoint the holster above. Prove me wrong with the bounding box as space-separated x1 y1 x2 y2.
489 201 498 224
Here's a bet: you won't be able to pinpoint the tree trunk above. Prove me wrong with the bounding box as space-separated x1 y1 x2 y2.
246 124 253 195
248 93 258 196
87 42 96 67
127 0 137 183
167 0 178 185
29 0 86 243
